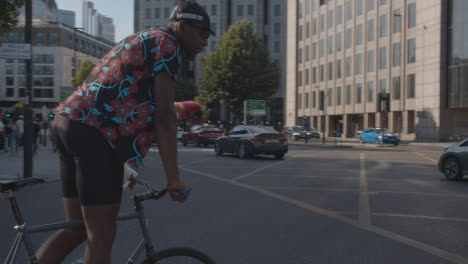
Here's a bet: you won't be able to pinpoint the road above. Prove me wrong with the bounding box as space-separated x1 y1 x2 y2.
1 141 468 264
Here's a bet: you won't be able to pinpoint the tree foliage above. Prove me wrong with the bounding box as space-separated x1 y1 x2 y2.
175 76 197 102
0 0 25 34
72 61 95 87
198 20 280 121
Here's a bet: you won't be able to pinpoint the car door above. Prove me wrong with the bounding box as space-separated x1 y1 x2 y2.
223 126 240 153
369 128 379 142
232 127 249 153
460 140 468 172
361 129 370 142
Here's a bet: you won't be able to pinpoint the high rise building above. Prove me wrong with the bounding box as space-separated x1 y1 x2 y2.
83 1 116 42
57 9 76 28
134 0 287 126
286 0 468 141
18 0 58 22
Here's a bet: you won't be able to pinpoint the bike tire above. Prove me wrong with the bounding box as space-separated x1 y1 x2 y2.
141 247 216 264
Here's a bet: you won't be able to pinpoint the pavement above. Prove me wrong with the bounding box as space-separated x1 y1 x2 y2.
288 137 456 148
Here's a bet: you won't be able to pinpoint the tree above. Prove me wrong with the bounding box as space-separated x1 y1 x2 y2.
199 20 280 121
72 60 95 87
175 76 197 102
0 0 25 34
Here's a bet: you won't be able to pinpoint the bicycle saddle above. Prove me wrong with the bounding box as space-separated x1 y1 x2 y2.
0 178 45 192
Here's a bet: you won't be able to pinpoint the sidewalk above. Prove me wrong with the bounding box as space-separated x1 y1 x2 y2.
0 145 60 181
288 137 453 148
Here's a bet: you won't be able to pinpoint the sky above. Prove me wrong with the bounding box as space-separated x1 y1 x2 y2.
55 0 134 42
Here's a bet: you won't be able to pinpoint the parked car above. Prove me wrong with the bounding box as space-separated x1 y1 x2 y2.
215 125 288 159
282 126 320 140
359 128 400 145
177 126 184 140
438 138 468 180
182 124 224 147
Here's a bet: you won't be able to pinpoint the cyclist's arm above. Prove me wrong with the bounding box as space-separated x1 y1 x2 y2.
152 72 188 202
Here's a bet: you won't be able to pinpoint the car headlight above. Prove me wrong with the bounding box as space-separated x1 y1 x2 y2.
293 133 300 136
378 135 383 138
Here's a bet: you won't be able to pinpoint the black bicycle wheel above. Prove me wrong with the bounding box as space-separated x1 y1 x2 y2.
141 247 216 264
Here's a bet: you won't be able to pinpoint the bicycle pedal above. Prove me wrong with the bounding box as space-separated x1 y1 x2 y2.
70 258 84 264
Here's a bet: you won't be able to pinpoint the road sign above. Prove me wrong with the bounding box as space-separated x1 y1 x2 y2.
245 100 266 116
0 43 32 60
60 87 76 102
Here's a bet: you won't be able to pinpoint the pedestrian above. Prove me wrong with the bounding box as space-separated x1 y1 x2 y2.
33 118 41 154
36 2 214 264
0 117 5 151
7 119 19 156
16 115 24 147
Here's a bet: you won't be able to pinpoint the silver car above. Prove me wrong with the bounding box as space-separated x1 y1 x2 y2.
438 138 468 180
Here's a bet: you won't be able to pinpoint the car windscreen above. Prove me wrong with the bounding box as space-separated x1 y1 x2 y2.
248 126 279 134
290 126 305 132
201 126 221 131
376 128 389 134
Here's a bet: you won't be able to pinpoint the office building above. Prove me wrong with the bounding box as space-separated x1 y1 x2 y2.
83 1 116 42
286 0 468 141
57 9 76 28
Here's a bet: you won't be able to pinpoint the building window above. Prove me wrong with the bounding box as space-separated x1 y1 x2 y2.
305 69 310 85
33 89 54 98
393 76 401 100
298 48 302 64
274 23 281 35
328 10 334 29
328 62 333 80
393 42 401 67
237 5 244 16
320 39 325 57
346 0 352 21
346 28 353 49
6 76 14 86
356 83 362 103
380 0 388 5
336 60 342 79
145 8 151 19
248 4 254 16
6 88 14 97
274 5 281 16
312 42 317 59
367 50 375 72
312 67 317 83
48 32 57 41
6 65 14 75
379 47 387 69
320 15 325 32
328 36 334 54
407 74 415 98
211 5 217 16
8 31 17 41
346 56 352 76
298 71 303 87
394 9 401 33
368 19 375 41
367 81 374 102
356 24 363 45
211 23 217 35
320 64 325 82
379 79 387 93
380 14 387 37
357 0 363 16
36 31 45 41
313 0 320 11
274 41 280 52
306 22 310 38
305 45 310 61
297 93 302 109
368 0 375 11
313 18 317 35
408 3 416 28
337 87 342 105
155 8 160 18
298 25 302 40
355 53 363 74
299 2 303 18
306 0 310 15
305 92 310 108
408 38 416 63
164 7 170 18
328 88 333 106
346 85 352 104
313 91 316 108
337 32 343 51
337 5 343 25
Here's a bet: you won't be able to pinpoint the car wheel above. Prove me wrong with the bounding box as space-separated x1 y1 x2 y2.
443 157 463 180
182 137 187 146
194 136 200 147
274 152 285 160
215 142 223 156
238 143 250 159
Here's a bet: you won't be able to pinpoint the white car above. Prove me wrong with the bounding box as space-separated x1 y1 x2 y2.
177 126 184 140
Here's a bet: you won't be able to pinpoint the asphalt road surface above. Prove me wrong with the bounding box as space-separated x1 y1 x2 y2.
1 141 468 264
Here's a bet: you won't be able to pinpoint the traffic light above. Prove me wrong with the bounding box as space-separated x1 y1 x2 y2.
378 93 390 112
49 113 55 118
5 113 11 117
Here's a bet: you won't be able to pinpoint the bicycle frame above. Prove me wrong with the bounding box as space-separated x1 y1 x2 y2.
1 179 161 264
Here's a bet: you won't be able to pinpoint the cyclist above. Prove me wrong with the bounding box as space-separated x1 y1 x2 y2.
36 2 214 263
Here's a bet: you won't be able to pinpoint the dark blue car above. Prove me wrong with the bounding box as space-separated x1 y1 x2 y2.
359 128 400 145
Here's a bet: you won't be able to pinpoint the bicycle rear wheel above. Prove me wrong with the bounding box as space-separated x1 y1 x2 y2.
141 247 216 264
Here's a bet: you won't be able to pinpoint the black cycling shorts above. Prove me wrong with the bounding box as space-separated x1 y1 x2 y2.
51 113 124 206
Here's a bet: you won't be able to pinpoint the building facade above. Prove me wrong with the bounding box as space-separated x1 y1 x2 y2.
286 0 468 141
19 0 58 22
0 21 114 114
83 1 116 42
134 0 287 125
57 9 76 28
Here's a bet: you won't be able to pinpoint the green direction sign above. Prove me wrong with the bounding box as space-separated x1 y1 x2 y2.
246 100 266 116
60 86 75 102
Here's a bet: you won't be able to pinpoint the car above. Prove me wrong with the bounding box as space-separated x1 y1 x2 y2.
282 126 320 140
215 125 288 159
438 138 468 180
177 126 184 140
359 128 400 145
182 124 224 147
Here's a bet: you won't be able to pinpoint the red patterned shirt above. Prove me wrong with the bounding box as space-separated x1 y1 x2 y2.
56 28 180 167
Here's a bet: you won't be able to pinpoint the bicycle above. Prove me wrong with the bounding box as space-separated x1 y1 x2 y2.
0 176 216 264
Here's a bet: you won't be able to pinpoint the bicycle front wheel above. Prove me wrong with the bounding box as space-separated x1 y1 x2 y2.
141 247 216 264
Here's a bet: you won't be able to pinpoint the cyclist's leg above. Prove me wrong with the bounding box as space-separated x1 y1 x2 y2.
36 116 87 264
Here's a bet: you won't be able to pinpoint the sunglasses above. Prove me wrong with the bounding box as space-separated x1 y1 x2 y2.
188 23 211 40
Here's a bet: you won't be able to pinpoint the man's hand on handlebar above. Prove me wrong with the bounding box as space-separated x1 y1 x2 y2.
167 181 191 202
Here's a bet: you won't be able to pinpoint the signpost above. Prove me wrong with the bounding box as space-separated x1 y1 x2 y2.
0 43 32 60
244 100 266 125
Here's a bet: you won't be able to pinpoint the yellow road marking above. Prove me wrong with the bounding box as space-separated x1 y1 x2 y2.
181 167 468 264
414 152 438 165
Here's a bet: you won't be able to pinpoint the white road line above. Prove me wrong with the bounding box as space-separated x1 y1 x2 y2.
180 157 216 167
180 167 468 264
359 153 372 226
329 212 468 222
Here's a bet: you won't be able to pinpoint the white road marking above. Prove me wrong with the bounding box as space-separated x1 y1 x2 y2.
231 160 286 182
359 153 372 226
181 166 468 264
414 152 439 165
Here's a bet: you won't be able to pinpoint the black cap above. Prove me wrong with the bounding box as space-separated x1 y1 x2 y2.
169 1 215 36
